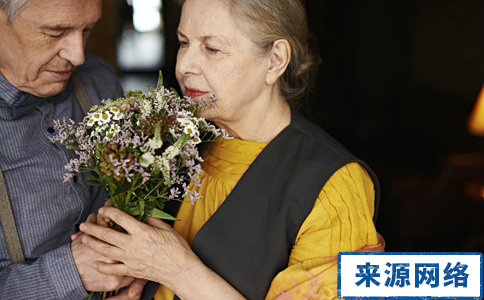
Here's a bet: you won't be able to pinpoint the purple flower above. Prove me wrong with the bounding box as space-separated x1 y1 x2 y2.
50 72 228 220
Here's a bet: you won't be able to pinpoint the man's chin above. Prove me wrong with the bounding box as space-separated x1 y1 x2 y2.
28 80 69 98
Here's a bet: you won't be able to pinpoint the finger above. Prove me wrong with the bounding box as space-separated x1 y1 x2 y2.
103 276 136 294
99 207 149 235
106 289 131 300
86 213 97 224
120 276 136 289
96 261 132 277
106 279 142 300
97 211 112 227
99 199 115 226
81 233 126 262
145 216 170 229
126 278 147 300
97 213 109 227
71 231 82 241
80 222 129 247
105 279 141 300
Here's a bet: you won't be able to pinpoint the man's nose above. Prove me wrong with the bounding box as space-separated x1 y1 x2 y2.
58 31 86 67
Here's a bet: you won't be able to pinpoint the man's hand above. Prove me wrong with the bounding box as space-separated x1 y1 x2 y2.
71 214 135 292
106 279 147 300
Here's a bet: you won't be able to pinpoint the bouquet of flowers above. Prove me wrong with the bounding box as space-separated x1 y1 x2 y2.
50 71 227 222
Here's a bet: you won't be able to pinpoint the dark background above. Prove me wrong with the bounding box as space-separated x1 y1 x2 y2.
302 0 484 252
87 0 484 252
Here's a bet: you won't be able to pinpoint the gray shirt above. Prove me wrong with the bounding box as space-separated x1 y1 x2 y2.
0 53 123 299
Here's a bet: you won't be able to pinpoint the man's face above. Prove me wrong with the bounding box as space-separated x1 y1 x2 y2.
0 0 102 97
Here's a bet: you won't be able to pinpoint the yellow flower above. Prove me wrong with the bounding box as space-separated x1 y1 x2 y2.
99 111 112 123
86 118 95 127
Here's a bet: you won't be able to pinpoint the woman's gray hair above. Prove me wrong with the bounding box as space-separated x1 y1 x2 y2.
0 0 30 23
177 0 320 104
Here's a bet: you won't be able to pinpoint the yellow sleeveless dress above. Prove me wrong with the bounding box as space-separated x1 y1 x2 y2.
155 138 380 299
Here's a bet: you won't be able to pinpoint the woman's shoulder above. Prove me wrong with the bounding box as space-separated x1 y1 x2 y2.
288 111 381 220
293 162 378 257
289 110 356 161
317 162 376 226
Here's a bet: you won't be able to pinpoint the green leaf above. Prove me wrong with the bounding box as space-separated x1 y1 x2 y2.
169 87 179 97
161 161 171 188
125 90 142 98
86 172 104 186
148 208 178 221
147 84 157 99
139 199 145 220
154 121 162 141
126 206 141 216
152 164 160 175
174 133 190 149
156 70 164 91
112 180 131 196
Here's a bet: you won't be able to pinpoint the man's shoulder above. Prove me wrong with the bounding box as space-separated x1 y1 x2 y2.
76 53 118 83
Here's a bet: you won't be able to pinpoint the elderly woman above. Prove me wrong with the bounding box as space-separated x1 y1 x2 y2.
80 0 384 298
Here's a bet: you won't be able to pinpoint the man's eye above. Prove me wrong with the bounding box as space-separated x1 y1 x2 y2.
206 47 219 54
45 31 64 38
178 41 188 47
43 30 66 38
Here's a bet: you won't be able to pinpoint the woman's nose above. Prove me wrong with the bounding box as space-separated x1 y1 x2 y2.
175 45 201 76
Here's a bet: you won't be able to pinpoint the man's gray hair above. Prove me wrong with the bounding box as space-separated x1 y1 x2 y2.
0 0 30 23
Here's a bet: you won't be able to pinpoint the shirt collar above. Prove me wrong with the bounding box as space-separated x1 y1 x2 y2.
0 72 74 119
0 72 23 106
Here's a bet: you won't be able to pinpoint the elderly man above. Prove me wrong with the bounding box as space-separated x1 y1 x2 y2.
0 0 143 298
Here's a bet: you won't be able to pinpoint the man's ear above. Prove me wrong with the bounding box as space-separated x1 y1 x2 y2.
266 39 291 85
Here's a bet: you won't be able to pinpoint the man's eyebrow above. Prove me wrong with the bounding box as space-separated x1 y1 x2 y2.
41 18 102 31
41 24 74 31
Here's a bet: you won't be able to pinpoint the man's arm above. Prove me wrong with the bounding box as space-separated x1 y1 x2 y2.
1 213 136 299
0 243 89 299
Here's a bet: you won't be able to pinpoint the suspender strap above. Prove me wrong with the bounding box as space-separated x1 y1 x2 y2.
73 74 92 115
0 169 25 263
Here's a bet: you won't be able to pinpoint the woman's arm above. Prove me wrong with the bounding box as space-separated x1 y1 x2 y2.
79 207 245 300
266 163 383 299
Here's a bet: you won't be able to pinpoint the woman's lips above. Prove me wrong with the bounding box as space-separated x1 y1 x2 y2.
184 87 208 98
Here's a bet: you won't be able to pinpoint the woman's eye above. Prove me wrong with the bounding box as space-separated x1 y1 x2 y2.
178 40 188 47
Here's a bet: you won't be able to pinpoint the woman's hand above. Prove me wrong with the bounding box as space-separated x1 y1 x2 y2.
79 207 246 299
78 207 194 289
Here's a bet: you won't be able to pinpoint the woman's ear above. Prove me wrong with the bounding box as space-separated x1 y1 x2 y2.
266 39 291 85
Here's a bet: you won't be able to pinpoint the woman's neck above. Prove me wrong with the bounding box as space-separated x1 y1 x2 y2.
214 93 291 143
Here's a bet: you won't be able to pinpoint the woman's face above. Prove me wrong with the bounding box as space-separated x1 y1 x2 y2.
175 0 271 126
